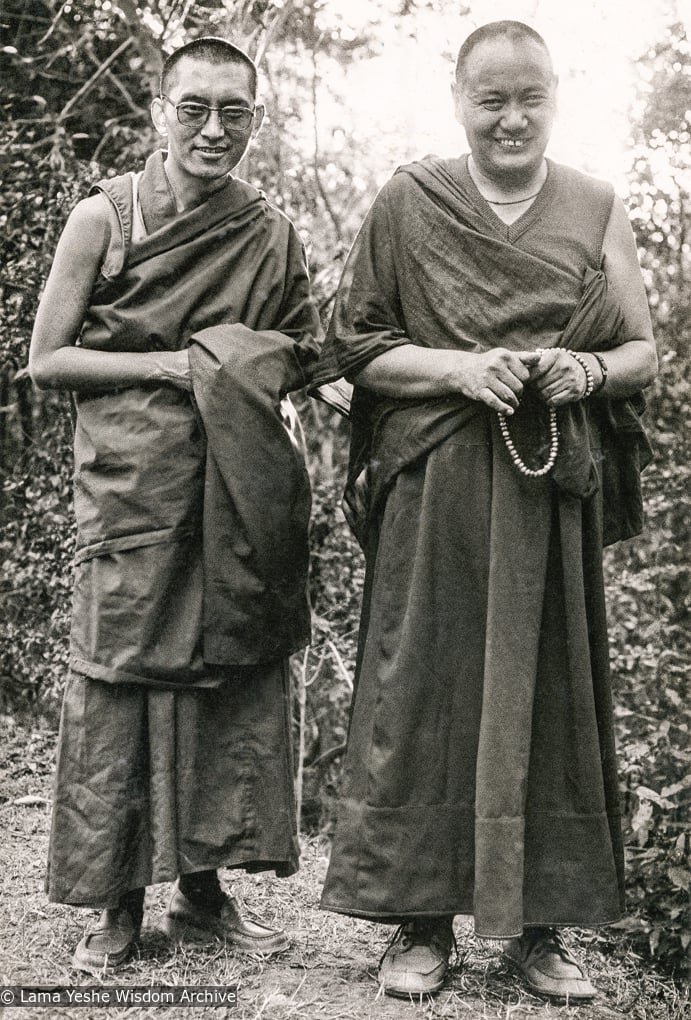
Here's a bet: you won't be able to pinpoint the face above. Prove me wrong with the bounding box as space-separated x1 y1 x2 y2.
453 36 557 187
151 55 263 186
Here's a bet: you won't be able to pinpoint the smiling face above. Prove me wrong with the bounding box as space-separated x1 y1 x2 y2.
453 35 557 189
151 54 262 199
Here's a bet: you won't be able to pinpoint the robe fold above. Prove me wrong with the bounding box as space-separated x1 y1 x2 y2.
316 156 650 936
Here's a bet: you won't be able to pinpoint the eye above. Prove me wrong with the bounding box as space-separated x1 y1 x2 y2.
524 94 547 107
178 102 207 116
481 99 503 111
221 107 251 124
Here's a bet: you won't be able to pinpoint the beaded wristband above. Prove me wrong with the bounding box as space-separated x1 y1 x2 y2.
565 349 595 398
591 352 608 393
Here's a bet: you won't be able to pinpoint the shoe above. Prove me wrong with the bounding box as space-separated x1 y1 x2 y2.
162 879 289 955
378 918 455 998
503 927 597 1001
72 905 141 973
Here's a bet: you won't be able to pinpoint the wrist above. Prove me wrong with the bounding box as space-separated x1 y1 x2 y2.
588 352 608 393
565 350 595 398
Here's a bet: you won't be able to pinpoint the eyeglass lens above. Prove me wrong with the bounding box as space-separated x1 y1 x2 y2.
176 102 254 130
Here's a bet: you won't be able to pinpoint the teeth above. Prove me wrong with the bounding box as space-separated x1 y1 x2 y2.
498 139 526 147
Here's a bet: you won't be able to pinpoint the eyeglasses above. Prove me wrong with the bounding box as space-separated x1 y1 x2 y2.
160 95 257 132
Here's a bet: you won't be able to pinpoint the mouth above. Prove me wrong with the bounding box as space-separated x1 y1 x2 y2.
194 146 230 157
496 138 530 149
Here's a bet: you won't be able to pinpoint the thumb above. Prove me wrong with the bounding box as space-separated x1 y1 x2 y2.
517 351 542 366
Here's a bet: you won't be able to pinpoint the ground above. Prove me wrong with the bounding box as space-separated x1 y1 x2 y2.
0 716 687 1020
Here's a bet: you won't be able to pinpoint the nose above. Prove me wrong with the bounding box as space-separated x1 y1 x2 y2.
500 103 528 133
201 108 225 140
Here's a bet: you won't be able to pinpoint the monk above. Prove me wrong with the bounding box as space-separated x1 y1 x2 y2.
314 20 657 1002
29 37 320 972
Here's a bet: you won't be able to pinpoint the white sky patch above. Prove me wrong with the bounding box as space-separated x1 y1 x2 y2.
316 0 690 192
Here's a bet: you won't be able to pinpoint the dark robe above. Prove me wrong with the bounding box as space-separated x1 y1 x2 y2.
46 152 319 904
71 150 321 686
316 157 651 937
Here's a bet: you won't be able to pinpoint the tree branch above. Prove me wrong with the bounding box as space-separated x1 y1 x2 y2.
57 37 134 124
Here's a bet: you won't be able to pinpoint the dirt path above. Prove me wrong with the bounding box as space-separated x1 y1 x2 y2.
0 716 686 1020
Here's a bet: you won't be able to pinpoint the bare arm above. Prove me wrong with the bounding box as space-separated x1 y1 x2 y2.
29 193 190 392
353 346 541 416
531 196 657 405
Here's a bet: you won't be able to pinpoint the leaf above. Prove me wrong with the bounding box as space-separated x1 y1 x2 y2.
667 867 691 891
12 795 50 807
631 800 654 846
635 785 675 809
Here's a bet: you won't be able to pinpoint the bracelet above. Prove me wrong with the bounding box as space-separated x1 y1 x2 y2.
591 352 608 393
565 349 595 398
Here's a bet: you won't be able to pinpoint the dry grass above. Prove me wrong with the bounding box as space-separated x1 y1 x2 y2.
0 716 687 1020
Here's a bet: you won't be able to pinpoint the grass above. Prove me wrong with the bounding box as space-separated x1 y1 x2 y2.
0 715 687 1020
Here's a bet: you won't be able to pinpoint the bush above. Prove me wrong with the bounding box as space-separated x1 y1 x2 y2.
605 346 690 975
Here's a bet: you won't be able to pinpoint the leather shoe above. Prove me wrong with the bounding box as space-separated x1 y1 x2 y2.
72 905 140 973
162 879 289 955
503 927 597 1001
378 918 455 998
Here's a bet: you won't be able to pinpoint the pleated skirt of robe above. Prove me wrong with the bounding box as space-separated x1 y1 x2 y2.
46 660 299 907
321 412 625 938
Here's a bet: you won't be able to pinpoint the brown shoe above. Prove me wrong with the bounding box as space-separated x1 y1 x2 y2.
162 880 289 955
72 905 141 973
378 918 455 998
503 927 597 1001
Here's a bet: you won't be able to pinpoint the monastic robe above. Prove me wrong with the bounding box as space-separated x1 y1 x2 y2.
70 150 321 687
46 153 320 904
315 157 651 937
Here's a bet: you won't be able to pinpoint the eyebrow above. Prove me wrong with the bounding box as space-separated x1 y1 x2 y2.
176 92 252 107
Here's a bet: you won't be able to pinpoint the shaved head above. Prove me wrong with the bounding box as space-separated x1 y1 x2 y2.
455 21 552 85
160 36 257 99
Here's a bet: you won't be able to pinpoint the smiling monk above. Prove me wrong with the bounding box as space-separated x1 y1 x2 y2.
314 21 656 1001
30 37 320 973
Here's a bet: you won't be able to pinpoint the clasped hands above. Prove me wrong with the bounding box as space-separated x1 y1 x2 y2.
457 347 590 416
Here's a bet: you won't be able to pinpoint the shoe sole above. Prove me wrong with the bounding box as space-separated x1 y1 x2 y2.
72 942 135 974
502 953 597 1002
161 915 289 956
380 979 445 999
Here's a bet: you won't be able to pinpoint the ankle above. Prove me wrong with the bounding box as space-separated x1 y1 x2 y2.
178 870 224 914
118 888 145 928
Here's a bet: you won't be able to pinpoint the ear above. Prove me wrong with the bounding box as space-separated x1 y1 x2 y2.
252 103 265 137
151 96 168 137
450 80 465 128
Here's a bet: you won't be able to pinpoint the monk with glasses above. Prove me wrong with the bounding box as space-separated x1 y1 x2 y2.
30 36 320 973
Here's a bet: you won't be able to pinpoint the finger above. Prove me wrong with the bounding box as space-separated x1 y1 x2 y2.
545 387 574 406
478 386 517 415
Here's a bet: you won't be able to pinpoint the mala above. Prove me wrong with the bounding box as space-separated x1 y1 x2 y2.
497 406 559 478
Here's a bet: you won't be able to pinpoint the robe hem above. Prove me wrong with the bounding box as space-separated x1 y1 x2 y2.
47 854 300 907
319 900 624 937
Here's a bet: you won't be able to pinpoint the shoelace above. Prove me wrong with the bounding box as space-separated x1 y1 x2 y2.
379 921 458 969
528 927 581 968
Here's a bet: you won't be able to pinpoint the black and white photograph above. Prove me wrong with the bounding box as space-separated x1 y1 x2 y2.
0 1 688 1017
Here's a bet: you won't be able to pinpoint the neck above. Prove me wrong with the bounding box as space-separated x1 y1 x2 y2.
468 155 548 204
163 159 227 211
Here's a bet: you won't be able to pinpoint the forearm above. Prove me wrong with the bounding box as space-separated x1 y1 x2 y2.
581 339 657 399
353 343 539 415
353 344 469 398
29 344 190 393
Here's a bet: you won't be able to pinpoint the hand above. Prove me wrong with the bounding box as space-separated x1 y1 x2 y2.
455 348 541 415
157 349 192 392
529 348 588 406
